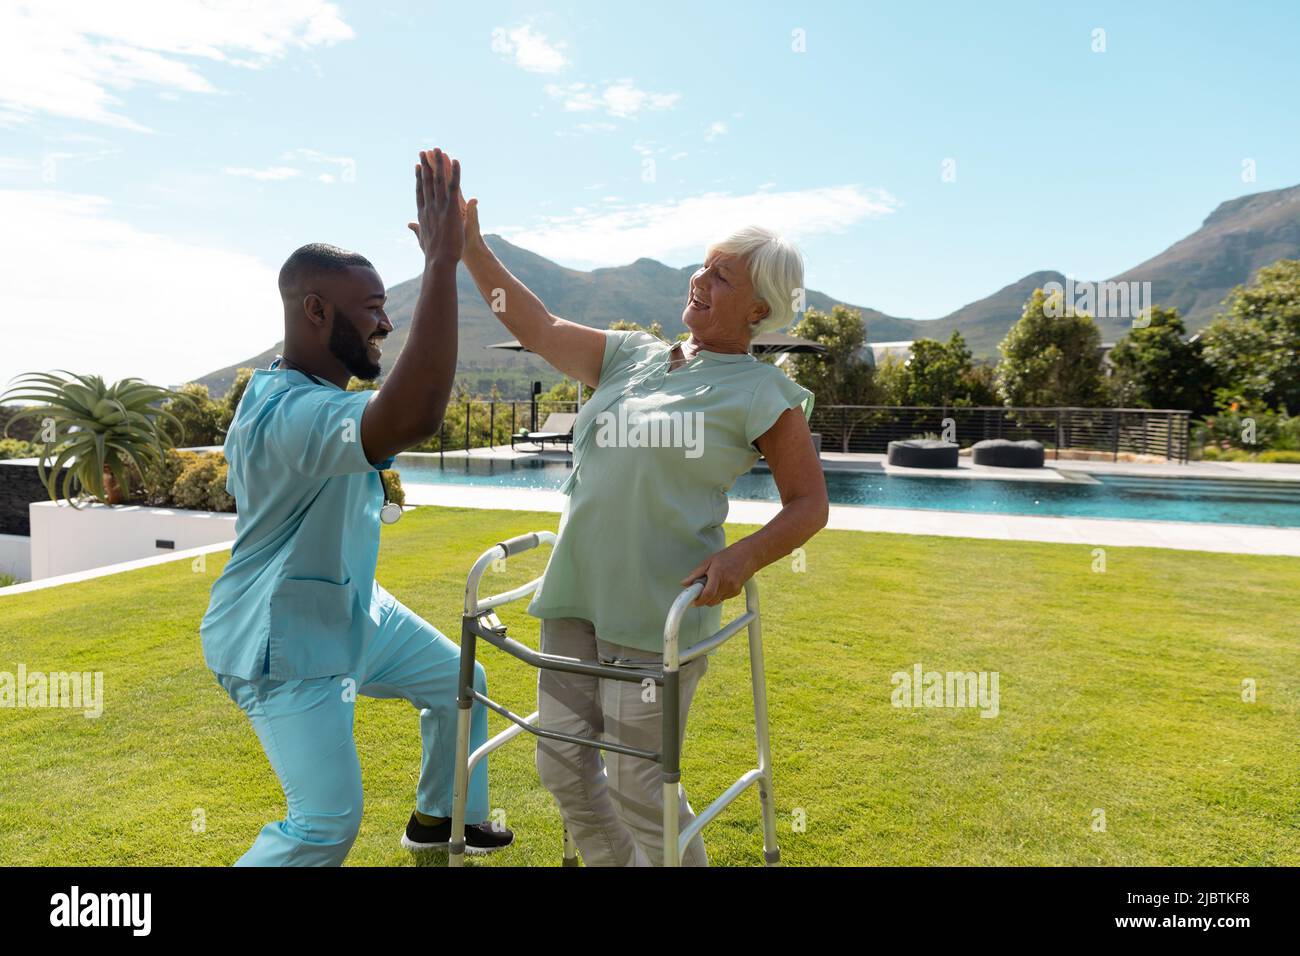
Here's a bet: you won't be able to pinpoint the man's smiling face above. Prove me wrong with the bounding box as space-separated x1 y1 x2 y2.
324 265 391 380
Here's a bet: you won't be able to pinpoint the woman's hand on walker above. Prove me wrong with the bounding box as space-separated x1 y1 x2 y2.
681 546 755 607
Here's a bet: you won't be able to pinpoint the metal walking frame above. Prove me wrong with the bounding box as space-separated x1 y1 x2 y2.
448 530 781 867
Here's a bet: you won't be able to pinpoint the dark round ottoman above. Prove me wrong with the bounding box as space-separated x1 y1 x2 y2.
971 438 1045 468
886 439 959 469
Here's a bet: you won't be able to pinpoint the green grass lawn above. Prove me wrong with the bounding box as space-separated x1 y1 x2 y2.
1 506 1297 866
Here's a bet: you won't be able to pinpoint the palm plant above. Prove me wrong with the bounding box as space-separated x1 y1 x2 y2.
0 371 189 507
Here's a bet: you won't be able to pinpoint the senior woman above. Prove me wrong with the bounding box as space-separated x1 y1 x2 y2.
459 201 828 866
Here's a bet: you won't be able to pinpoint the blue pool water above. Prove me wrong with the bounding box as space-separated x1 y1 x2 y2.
394 457 1300 528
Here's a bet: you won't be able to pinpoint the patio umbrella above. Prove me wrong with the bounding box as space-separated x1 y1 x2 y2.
749 331 828 368
749 331 829 356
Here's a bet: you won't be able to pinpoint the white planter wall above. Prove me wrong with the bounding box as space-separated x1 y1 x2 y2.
28 501 237 580
0 533 31 581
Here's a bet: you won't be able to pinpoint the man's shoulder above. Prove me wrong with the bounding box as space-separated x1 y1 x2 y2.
232 369 293 419
240 373 369 429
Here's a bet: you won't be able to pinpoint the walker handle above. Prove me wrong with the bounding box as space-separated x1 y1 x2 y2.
463 531 557 616
497 532 541 557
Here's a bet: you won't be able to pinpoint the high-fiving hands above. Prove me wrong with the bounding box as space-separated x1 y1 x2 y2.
407 148 467 264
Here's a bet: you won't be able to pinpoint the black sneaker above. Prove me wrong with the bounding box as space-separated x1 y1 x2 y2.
400 811 514 855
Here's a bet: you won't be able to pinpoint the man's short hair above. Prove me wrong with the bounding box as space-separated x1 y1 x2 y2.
278 243 374 299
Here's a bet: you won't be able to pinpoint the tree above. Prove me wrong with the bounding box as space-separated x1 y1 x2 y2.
1199 258 1300 413
216 367 254 435
787 304 877 405
223 367 253 411
903 331 979 406
960 362 1000 406
872 331 996 407
609 318 667 340
996 288 1104 407
540 378 592 402
1105 306 1212 413
871 355 908 406
162 382 226 446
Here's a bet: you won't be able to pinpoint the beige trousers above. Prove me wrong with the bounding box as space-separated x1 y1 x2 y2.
535 616 710 866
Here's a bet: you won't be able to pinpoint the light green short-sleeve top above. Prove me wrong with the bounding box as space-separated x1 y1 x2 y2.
527 330 814 653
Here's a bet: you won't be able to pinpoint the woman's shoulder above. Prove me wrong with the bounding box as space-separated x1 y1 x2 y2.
737 358 810 395
609 329 669 353
598 329 670 384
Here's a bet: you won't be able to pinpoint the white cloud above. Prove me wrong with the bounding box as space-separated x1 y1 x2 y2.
500 185 902 266
0 189 281 391
223 165 300 181
705 120 728 142
221 150 354 184
560 121 616 135
0 1 353 130
545 80 680 118
283 148 355 182
491 24 568 73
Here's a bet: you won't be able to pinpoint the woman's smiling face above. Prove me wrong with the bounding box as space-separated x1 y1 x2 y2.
682 251 769 348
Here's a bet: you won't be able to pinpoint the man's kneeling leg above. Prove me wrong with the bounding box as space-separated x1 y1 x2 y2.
218 672 364 866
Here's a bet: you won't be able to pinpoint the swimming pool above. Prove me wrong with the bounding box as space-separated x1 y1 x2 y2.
394 457 1300 528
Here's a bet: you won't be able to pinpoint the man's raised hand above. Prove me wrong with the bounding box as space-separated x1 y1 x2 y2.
408 148 465 265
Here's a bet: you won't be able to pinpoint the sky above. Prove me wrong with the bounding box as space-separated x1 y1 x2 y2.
2 0 1299 390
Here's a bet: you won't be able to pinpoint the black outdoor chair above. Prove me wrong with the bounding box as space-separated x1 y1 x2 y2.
511 412 576 451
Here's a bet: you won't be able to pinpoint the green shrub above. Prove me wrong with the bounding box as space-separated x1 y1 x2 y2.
381 469 405 507
171 454 234 512
1198 446 1300 464
206 461 235 512
1260 450 1300 463
1195 403 1298 453
141 449 197 506
0 438 35 460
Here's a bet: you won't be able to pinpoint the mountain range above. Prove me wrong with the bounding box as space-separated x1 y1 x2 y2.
196 182 1300 397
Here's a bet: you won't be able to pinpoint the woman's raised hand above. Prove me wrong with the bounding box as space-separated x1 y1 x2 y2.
408 148 464 265
463 196 485 255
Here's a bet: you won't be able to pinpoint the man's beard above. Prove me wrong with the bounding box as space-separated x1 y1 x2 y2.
329 311 381 381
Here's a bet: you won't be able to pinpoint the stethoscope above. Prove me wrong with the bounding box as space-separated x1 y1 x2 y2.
276 356 402 525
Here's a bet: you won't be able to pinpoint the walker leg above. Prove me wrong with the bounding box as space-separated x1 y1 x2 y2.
747 592 781 866
562 826 580 866
662 665 681 867
448 625 478 867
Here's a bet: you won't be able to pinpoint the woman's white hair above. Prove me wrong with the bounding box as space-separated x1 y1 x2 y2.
706 225 805 338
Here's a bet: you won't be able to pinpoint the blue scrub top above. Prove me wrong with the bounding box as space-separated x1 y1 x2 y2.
200 360 395 681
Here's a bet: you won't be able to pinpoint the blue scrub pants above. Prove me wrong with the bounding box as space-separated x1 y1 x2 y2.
214 589 489 866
